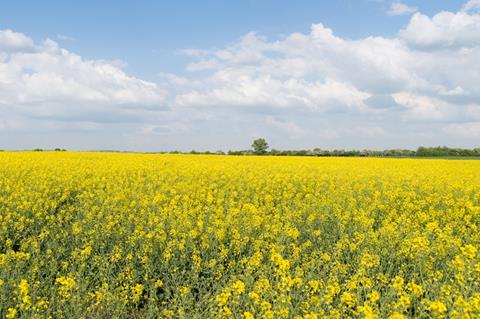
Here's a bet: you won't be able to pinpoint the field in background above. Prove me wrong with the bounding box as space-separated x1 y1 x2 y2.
0 152 479 318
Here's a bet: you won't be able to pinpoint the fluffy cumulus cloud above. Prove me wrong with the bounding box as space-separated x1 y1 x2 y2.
175 26 476 116
2 1 480 150
400 11 480 48
0 29 167 130
388 2 418 16
176 74 370 112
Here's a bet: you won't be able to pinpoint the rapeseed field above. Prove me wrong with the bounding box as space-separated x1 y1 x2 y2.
0 152 479 318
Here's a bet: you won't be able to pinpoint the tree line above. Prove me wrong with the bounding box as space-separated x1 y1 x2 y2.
227 147 480 157
168 140 480 158
4 140 480 157
227 139 480 157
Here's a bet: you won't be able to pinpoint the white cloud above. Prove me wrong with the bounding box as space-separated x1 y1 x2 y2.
462 0 480 12
176 74 370 111
388 2 418 16
0 29 35 52
0 29 167 128
400 11 480 48
392 92 453 120
175 11 480 122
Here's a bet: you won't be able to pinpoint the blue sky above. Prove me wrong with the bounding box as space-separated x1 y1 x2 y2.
1 0 463 79
1 1 479 151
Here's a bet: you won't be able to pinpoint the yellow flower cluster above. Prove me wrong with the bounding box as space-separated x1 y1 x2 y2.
0 152 479 318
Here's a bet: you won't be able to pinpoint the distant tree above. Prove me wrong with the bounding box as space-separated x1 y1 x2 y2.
251 138 269 155
270 148 280 156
